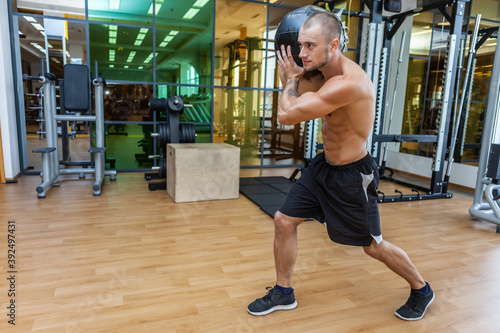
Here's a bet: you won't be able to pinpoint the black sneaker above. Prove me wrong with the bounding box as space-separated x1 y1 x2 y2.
247 287 298 316
395 282 435 321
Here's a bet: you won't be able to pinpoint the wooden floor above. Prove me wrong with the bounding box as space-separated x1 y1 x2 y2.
1 169 500 333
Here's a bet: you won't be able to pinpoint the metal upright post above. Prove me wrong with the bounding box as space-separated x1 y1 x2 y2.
444 14 481 191
471 26 500 209
46 79 59 182
382 31 406 169
365 0 384 157
430 0 467 194
304 119 319 162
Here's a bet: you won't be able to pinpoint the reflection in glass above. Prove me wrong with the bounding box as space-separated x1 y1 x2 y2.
155 1 213 85
401 58 427 137
216 0 267 89
267 5 296 89
155 28 212 86
213 88 262 165
105 124 153 170
102 84 153 124
155 85 212 124
89 23 153 81
261 91 306 165
462 103 485 164
410 12 433 56
88 0 153 25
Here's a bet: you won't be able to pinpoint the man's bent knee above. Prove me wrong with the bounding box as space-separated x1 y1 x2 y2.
274 211 304 232
363 240 385 260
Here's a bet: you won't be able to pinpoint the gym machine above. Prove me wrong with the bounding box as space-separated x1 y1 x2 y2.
452 25 499 165
224 36 281 159
443 15 482 192
469 26 500 234
145 96 196 191
364 0 472 202
24 61 117 198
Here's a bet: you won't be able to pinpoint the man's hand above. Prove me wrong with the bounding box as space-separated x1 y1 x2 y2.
276 45 304 86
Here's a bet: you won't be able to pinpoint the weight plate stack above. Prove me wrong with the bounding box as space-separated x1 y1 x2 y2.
157 123 170 147
179 123 196 143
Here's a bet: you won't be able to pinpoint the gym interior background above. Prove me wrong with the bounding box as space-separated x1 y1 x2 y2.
0 0 498 186
1 0 500 332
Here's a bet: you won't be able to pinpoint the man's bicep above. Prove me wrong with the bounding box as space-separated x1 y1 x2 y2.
312 80 357 112
292 91 338 120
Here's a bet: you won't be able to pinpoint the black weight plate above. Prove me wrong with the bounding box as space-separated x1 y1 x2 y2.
158 123 170 147
167 95 184 113
179 123 196 143
159 157 166 178
188 124 196 143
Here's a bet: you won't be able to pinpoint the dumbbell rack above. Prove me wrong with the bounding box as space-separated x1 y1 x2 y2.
145 96 196 191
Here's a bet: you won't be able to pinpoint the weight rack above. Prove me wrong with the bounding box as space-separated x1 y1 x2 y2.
145 96 197 191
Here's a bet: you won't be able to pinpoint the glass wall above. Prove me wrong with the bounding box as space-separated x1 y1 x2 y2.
214 0 362 166
15 0 215 172
13 0 365 171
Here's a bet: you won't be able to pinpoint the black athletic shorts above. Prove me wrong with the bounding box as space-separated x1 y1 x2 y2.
279 152 382 247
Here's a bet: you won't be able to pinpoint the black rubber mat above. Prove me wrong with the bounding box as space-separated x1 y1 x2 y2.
239 177 294 218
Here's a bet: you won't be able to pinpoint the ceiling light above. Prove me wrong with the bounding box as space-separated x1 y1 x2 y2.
30 42 46 54
24 16 37 22
110 64 115 68
124 65 129 69
32 23 44 31
109 25 118 44
138 66 144 69
143 52 157 64
159 30 179 47
148 0 164 15
183 8 200 20
109 49 115 62
144 53 153 63
109 0 120 10
193 0 209 7
126 51 136 62
134 28 149 46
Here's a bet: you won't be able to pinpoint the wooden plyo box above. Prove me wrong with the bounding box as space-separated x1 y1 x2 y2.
166 143 240 203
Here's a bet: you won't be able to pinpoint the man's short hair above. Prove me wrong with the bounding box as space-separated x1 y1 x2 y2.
302 12 342 45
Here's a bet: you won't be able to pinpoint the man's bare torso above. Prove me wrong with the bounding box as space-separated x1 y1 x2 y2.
302 56 375 165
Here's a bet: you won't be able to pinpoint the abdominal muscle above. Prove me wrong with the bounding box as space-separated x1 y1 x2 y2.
320 112 370 166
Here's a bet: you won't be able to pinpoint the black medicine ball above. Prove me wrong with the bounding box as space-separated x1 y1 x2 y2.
274 5 330 67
